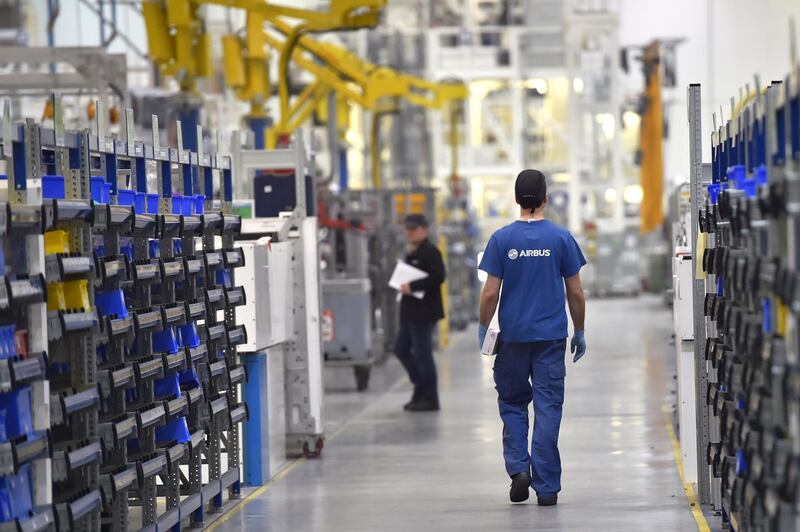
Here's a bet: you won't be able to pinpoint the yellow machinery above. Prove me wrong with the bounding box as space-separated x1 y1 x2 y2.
143 1 467 352
254 23 467 180
143 0 386 133
142 0 466 164
639 41 665 234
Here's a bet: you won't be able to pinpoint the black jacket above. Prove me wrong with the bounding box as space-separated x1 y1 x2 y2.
400 238 446 323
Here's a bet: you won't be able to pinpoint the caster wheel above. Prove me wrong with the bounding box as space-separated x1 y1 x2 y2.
303 438 324 459
354 365 371 392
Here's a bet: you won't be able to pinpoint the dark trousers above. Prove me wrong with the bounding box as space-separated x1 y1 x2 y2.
493 339 567 497
394 320 438 403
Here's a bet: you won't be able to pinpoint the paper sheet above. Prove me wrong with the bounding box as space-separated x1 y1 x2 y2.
481 328 500 356
389 260 428 300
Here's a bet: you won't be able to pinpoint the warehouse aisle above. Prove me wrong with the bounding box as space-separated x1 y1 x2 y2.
214 296 697 532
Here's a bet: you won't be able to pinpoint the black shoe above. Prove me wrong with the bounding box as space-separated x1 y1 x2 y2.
403 388 424 410
404 400 440 412
509 472 531 503
537 494 558 506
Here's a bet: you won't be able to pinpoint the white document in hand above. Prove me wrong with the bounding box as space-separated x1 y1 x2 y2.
481 328 500 356
389 260 428 300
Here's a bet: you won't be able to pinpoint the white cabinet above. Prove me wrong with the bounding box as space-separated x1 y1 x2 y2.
236 238 293 352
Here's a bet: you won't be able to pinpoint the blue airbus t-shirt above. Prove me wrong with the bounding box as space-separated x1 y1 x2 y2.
478 219 586 342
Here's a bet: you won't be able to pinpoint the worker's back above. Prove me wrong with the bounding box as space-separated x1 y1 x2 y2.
480 219 585 343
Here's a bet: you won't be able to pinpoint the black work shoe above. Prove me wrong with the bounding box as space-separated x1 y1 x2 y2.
509 472 531 503
404 400 440 412
404 389 424 410
537 494 558 506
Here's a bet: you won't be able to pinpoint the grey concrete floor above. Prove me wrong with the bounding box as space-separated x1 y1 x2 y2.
215 296 699 531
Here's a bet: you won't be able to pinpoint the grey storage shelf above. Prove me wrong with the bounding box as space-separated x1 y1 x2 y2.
0 98 247 530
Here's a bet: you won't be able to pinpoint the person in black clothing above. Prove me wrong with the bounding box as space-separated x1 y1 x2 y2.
395 214 446 412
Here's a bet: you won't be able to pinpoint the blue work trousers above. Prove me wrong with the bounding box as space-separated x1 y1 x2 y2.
394 320 439 403
493 339 566 497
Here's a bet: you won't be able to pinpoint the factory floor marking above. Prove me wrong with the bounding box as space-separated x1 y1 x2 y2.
664 411 711 532
205 374 410 530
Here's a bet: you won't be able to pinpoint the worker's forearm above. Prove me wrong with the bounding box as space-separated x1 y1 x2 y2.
567 293 585 331
479 293 499 326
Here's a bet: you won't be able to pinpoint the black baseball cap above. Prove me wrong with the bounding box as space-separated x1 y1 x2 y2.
404 214 429 229
515 169 547 210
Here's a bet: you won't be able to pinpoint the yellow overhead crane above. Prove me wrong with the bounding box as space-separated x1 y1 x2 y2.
244 22 467 184
142 0 466 186
143 0 385 123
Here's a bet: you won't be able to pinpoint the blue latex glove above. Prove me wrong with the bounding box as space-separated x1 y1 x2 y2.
478 324 488 350
571 330 586 363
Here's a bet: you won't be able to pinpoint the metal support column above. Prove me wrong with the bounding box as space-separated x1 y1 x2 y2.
688 83 711 503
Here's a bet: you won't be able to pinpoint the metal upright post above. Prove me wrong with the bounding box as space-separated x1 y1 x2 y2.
687 83 711 503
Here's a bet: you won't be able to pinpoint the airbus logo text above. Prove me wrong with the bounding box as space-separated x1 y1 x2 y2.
508 249 551 260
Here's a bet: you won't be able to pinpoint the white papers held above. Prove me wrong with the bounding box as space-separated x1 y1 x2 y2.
481 328 500 356
388 260 428 300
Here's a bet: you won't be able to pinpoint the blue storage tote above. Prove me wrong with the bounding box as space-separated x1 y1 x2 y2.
155 417 190 445
0 463 34 522
0 387 33 443
42 175 65 199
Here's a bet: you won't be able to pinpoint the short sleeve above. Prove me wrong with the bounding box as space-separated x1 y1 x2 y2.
479 234 504 279
560 234 587 278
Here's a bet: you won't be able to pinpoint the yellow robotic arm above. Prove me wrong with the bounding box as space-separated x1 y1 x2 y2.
143 0 385 114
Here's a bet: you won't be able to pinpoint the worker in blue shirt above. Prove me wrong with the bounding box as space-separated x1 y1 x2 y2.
478 169 587 506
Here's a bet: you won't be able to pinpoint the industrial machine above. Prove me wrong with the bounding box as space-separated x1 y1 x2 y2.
318 193 373 391
233 134 325 459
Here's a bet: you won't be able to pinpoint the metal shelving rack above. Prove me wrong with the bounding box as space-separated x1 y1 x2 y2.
690 62 800 530
0 101 54 532
0 96 247 531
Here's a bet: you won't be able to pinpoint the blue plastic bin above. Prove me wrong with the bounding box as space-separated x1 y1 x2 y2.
42 175 65 199
743 178 758 198
90 176 106 203
149 239 161 259
49 362 70 375
120 243 134 262
96 344 108 364
755 165 768 186
0 387 33 443
0 244 5 276
179 368 201 389
155 417 190 445
154 373 181 400
216 269 232 288
0 463 34 521
193 195 205 214
117 188 136 207
180 197 192 216
177 322 200 348
171 195 184 215
0 325 15 360
153 328 179 354
125 387 139 404
147 193 159 214
726 165 746 188
134 192 146 214
173 239 183 255
95 289 128 318
707 184 722 205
